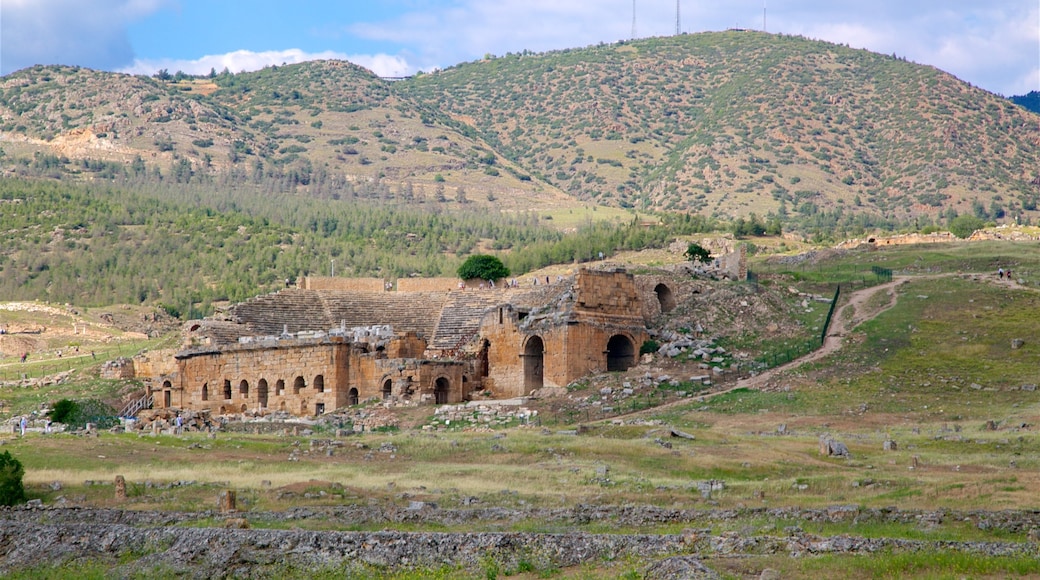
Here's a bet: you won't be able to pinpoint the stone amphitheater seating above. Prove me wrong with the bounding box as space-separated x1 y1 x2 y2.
216 282 575 352
226 289 449 340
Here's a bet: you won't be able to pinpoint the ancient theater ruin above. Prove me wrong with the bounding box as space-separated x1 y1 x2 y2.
155 268 682 416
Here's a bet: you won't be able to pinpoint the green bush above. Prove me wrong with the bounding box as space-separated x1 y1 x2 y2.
49 399 77 423
457 254 510 281
0 451 25 506
949 214 985 239
640 339 660 355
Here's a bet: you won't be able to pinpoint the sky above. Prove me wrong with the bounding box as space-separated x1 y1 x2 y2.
1 0 1038 97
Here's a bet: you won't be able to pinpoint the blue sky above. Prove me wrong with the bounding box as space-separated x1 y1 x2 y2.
2 0 1038 96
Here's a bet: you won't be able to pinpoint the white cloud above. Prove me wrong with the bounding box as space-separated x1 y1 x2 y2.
119 49 413 78
0 0 171 75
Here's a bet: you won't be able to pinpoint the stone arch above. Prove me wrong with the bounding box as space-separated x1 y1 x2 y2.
654 283 676 313
523 336 544 392
218 405 226 414
435 377 450 404
257 379 269 408
293 376 306 394
274 379 285 397
348 387 359 406
201 383 209 401
382 378 392 399
239 379 249 398
314 375 325 393
606 334 636 372
223 380 232 400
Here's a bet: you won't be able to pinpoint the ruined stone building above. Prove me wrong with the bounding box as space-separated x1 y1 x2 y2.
156 268 685 416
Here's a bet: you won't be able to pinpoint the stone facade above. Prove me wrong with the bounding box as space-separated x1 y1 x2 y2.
155 268 679 416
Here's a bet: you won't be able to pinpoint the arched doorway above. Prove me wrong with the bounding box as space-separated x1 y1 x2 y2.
435 377 450 404
257 379 269 408
314 375 325 393
523 336 544 392
293 376 305 394
606 335 636 372
348 388 359 406
382 378 392 399
223 380 232 400
274 379 285 397
239 380 249 399
162 381 172 407
654 283 676 313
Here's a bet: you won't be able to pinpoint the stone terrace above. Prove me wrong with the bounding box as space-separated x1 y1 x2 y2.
224 289 448 339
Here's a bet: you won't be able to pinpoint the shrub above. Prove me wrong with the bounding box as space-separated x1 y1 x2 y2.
949 215 984 239
684 243 711 263
50 399 77 423
0 451 25 506
640 339 660 355
457 254 510 281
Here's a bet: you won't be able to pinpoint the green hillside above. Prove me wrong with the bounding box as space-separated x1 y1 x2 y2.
0 176 709 314
401 32 1039 219
1 32 1037 229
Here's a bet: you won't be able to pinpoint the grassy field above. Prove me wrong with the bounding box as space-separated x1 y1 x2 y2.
4 241 1040 577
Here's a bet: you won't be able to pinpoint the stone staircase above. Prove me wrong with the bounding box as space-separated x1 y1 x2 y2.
430 291 506 351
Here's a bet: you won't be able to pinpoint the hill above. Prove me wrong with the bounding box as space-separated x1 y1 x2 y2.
1 32 1038 228
1012 90 1040 114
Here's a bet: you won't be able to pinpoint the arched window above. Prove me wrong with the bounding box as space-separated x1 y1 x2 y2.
382 378 392 399
314 375 325 393
239 380 249 398
201 383 209 401
257 379 269 408
223 380 232 400
654 283 676 313
293 376 305 394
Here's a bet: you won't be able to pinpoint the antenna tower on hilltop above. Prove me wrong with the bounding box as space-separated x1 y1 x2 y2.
763 0 767 32
675 0 681 35
631 0 637 39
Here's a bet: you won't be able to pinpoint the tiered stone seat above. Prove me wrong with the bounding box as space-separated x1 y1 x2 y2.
225 289 449 340
226 289 329 335
430 291 503 350
317 290 447 339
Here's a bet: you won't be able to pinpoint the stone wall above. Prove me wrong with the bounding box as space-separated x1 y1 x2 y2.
301 277 386 292
479 270 648 397
168 333 476 415
3 506 1038 577
396 278 461 292
170 339 352 415
131 349 177 380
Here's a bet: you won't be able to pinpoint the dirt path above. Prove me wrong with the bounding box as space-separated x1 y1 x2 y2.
730 275 908 390
601 277 910 422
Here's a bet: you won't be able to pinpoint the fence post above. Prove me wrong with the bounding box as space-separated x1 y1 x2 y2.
819 285 841 345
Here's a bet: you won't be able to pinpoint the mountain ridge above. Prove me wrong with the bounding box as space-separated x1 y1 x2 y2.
1 31 1037 226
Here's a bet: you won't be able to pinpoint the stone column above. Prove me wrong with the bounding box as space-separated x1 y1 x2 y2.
115 475 127 500
219 490 237 513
